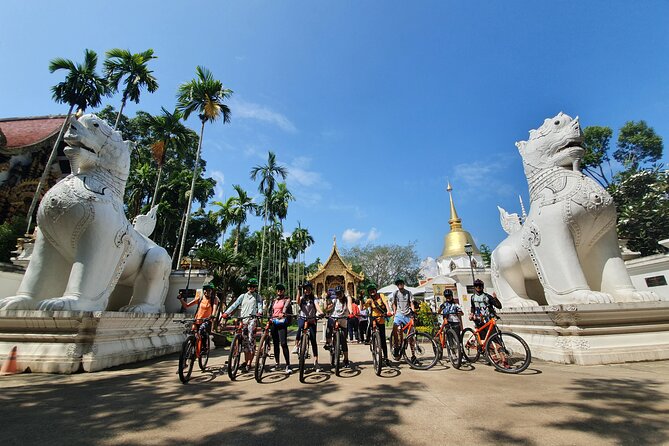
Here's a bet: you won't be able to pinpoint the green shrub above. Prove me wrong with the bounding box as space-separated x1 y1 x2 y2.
0 218 25 262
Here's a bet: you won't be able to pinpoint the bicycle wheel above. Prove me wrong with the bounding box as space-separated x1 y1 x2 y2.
178 336 196 384
254 332 270 382
433 331 444 361
372 331 382 376
227 334 242 381
461 328 481 363
298 331 309 383
402 331 439 370
445 328 462 369
198 334 210 371
334 329 342 376
485 331 531 374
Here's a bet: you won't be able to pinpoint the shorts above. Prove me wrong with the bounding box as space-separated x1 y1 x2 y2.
393 313 411 326
242 319 257 353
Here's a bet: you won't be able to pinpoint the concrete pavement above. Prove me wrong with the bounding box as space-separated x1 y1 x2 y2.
1 338 668 445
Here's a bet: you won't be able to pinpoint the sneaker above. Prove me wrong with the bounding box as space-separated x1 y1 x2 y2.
324 343 331 351
285 366 293 375
393 346 400 358
291 346 298 354
240 364 248 373
313 365 322 373
384 359 392 367
410 355 419 365
270 364 280 372
343 360 352 369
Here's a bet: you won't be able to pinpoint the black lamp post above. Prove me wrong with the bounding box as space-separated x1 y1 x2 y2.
185 248 196 293
464 243 476 287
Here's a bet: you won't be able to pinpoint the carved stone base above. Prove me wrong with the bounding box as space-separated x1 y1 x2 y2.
0 310 190 373
498 302 669 365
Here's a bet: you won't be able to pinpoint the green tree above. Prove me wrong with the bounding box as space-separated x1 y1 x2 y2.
176 66 232 267
26 49 110 233
250 151 288 288
343 242 421 287
615 121 663 170
104 48 159 129
479 243 492 268
608 167 669 255
581 126 613 187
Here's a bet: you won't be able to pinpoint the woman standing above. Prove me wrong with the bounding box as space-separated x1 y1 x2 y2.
270 283 293 374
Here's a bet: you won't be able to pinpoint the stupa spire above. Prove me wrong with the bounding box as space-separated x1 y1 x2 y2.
447 181 462 230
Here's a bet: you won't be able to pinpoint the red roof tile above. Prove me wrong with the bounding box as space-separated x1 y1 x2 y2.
0 116 66 150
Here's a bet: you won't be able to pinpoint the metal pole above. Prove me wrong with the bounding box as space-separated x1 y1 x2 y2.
467 253 475 286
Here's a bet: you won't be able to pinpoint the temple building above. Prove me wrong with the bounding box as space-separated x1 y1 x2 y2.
307 237 364 298
0 115 70 224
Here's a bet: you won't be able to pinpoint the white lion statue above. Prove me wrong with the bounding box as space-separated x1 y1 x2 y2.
0 114 171 313
491 112 661 307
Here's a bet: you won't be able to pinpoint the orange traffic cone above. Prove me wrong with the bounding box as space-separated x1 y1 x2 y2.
0 346 18 375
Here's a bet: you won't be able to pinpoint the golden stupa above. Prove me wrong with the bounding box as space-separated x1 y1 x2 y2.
440 182 480 258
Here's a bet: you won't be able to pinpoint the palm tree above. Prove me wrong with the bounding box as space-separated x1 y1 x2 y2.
291 223 314 294
211 197 233 247
104 48 159 130
250 151 288 288
228 185 257 254
26 49 110 233
126 161 155 216
176 66 233 267
270 183 294 281
139 107 192 207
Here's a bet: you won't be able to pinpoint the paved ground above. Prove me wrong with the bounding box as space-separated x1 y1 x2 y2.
2 335 669 446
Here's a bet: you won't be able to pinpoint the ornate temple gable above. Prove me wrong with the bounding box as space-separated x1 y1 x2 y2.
0 116 66 154
307 236 364 298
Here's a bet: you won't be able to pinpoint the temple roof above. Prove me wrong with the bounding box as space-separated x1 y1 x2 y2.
440 182 480 258
0 116 66 153
307 236 364 282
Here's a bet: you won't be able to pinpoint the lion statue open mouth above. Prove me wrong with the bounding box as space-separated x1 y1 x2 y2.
0 114 172 313
491 112 662 307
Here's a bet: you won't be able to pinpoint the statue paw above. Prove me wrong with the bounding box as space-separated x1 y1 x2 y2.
504 297 540 308
570 290 613 304
119 303 161 314
618 291 660 302
0 295 38 310
38 297 78 311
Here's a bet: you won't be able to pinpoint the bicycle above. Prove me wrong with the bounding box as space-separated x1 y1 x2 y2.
369 316 390 376
431 313 462 369
254 317 275 382
297 315 322 383
461 315 531 374
225 315 260 381
327 316 349 377
174 317 212 384
389 314 439 370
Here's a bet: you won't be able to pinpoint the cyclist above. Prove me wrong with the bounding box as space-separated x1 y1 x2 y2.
324 285 353 369
270 283 292 374
364 283 392 366
390 277 414 360
469 278 502 338
294 281 324 372
438 289 463 333
222 278 264 373
178 283 219 348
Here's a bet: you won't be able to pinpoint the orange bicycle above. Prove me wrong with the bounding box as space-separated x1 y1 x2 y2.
226 315 260 381
461 316 531 374
175 317 212 384
389 314 439 370
431 314 462 369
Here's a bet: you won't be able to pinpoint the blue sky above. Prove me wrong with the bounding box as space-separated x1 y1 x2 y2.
2 1 668 264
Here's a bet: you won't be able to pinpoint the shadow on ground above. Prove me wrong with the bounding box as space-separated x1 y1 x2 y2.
485 377 669 445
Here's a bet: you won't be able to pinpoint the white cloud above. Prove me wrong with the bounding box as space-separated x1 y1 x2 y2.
367 227 381 242
232 98 297 133
211 170 225 200
342 229 365 244
452 154 517 198
286 156 328 188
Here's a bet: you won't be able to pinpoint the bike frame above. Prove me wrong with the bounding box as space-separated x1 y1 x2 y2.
471 317 499 350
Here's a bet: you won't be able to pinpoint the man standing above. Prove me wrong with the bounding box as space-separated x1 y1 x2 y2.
390 277 414 360
222 278 263 373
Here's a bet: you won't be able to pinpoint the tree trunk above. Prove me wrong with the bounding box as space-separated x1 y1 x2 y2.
25 104 75 234
258 202 268 289
114 97 126 130
234 222 241 254
177 120 205 268
150 165 164 208
172 200 188 269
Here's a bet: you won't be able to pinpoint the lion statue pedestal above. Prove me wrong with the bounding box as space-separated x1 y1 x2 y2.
491 113 669 364
0 114 180 372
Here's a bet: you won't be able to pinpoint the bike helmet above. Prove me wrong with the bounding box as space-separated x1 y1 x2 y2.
276 283 285 291
394 277 405 285
302 281 313 289
202 283 215 290
473 279 484 287
247 278 259 287
443 289 453 298
334 285 344 293
366 283 377 291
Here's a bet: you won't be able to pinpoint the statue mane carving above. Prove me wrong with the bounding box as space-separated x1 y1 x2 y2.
491 112 664 307
0 114 171 313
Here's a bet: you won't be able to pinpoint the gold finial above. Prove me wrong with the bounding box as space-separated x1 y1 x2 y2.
447 180 452 192
333 235 337 245
448 182 461 227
